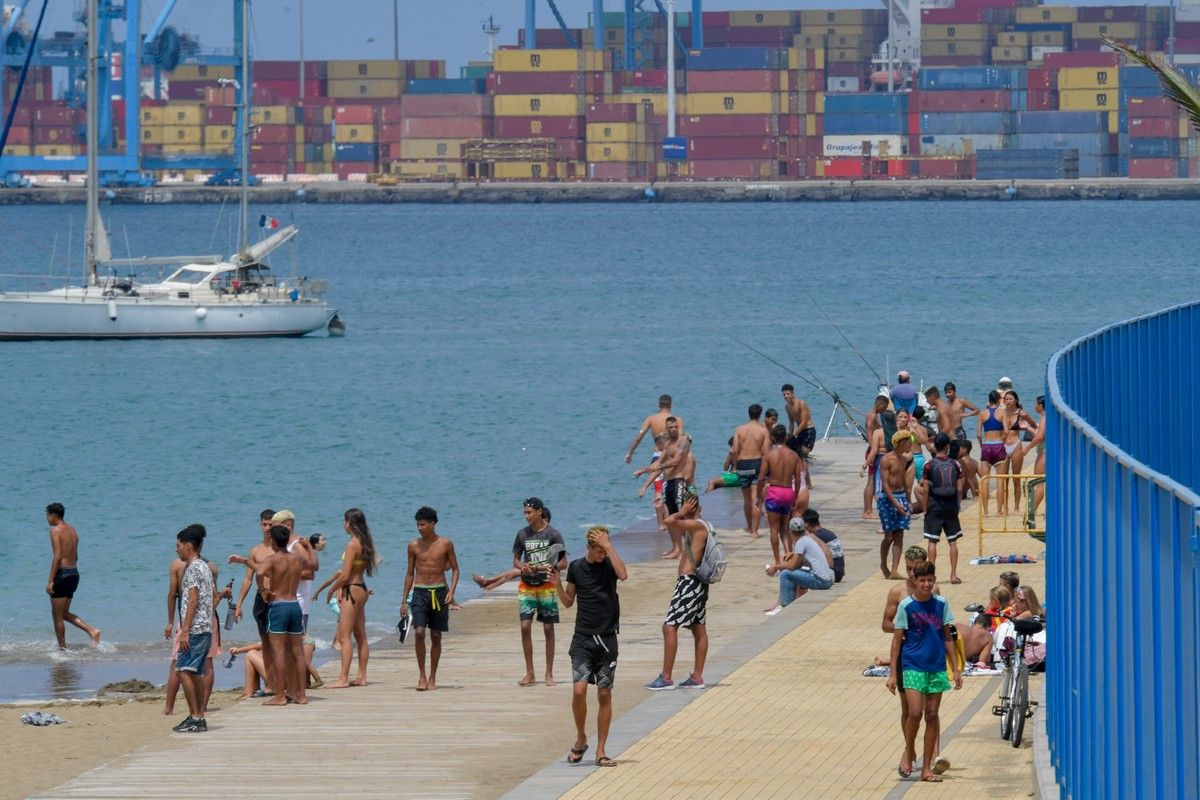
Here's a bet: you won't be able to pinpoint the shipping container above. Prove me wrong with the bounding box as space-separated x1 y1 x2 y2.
1128 116 1179 138
1071 21 1142 40
826 76 861 93
586 102 643 123
918 67 1025 91
913 90 1012 112
825 93 909 113
1016 6 1077 24
400 117 490 139
1128 137 1180 157
1128 157 1178 177
333 124 375 143
687 70 782 92
327 79 403 99
1043 51 1119 69
682 93 777 115
686 136 779 159
405 78 484 95
675 114 775 136
1058 67 1119 90
688 159 775 179
1014 131 1110 154
334 105 375 125
1127 96 1180 118
824 112 907 135
493 95 582 116
922 40 988 58
398 94 493 117
333 142 378 161
400 139 469 159
493 116 583 137
919 111 1012 135
686 47 786 71
922 23 988 39
822 134 905 156
586 122 645 142
919 133 1009 153
493 49 606 73
395 160 465 179
1059 89 1118 111
1015 111 1107 133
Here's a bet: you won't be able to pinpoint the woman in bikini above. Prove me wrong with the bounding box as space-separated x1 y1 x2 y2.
975 390 1009 516
323 507 377 688
1000 390 1038 515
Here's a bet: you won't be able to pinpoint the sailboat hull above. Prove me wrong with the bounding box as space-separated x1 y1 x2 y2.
0 297 336 340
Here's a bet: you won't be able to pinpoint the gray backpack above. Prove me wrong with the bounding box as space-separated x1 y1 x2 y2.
685 521 727 585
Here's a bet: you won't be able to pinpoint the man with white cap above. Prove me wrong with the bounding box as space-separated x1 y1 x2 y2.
890 371 919 416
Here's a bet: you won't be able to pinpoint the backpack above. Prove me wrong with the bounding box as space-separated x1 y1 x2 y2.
929 457 959 498
685 521 727 585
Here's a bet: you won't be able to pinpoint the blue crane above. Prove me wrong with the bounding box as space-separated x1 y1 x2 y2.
521 0 703 71
0 0 248 186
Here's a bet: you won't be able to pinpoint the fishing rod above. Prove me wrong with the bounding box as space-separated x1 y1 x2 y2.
722 331 869 440
805 293 886 386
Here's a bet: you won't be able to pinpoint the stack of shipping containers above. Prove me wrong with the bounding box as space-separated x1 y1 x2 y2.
394 79 491 179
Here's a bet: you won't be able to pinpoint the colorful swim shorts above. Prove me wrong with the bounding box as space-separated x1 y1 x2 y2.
518 582 559 623
876 493 911 532
902 669 952 695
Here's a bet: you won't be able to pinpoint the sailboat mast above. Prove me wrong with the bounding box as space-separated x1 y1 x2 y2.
84 0 99 286
238 0 251 259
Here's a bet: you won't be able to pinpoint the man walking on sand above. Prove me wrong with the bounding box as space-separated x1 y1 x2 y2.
513 497 567 687
730 404 771 536
172 524 214 733
782 384 816 458
646 493 710 691
552 525 627 768
401 507 460 691
44 503 101 649
886 561 962 782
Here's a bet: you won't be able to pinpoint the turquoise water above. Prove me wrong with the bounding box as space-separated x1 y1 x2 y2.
0 200 1195 696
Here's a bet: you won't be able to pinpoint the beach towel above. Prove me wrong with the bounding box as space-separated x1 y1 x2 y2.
21 711 66 726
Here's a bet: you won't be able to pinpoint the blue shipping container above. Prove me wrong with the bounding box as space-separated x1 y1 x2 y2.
1077 154 1114 177
1119 66 1161 89
405 78 485 94
1014 111 1105 134
918 67 1025 91
334 142 378 162
920 133 1010 153
1129 137 1180 158
977 148 1079 163
920 111 1011 135
823 112 906 135
686 47 784 71
1015 132 1110 154
825 93 909 114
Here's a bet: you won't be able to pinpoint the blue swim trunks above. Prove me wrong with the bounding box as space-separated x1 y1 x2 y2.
175 632 212 674
267 600 304 635
877 493 911 532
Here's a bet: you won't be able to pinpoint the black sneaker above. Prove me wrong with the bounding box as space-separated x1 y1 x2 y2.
171 716 195 732
182 718 207 733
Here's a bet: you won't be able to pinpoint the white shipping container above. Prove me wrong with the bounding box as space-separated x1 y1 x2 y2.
1031 46 1065 61
1176 2 1200 21
918 133 1008 155
826 76 861 93
823 134 905 157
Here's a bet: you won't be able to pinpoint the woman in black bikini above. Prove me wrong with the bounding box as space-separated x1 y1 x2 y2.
1000 391 1038 515
324 507 377 688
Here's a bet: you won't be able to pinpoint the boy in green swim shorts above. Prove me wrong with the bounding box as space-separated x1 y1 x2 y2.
886 561 962 783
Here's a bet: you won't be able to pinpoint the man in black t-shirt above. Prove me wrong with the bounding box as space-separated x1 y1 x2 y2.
552 525 628 769
512 497 567 687
920 433 965 585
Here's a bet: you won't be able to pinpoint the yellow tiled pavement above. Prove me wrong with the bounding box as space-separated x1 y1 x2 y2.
563 506 1045 799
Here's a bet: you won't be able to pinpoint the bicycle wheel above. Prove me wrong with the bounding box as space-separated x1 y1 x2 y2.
1010 663 1030 748
999 661 1015 740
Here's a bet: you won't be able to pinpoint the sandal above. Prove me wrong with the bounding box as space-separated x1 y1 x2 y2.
567 745 588 764
932 757 951 775
595 756 617 767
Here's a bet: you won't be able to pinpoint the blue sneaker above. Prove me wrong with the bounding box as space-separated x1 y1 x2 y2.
644 673 675 691
678 675 706 689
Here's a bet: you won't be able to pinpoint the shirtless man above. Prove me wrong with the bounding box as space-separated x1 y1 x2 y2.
961 614 994 666
230 524 315 706
958 441 980 499
877 432 913 580
634 417 691 558
758 426 806 562
624 394 682 464
646 493 710 691
782 384 816 458
232 510 280 695
401 506 460 691
730 404 771 536
935 382 980 446
44 503 101 648
861 396 890 518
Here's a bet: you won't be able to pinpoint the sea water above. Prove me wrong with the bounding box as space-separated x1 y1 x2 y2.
0 200 1193 700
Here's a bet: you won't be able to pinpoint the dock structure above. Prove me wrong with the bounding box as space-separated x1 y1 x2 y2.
34 440 1042 799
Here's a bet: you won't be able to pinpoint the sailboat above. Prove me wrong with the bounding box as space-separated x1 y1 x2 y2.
0 0 338 340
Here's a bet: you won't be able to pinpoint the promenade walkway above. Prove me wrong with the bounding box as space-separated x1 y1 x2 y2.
32 440 1043 800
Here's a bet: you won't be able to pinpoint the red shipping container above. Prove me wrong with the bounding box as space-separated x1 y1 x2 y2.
1175 21 1200 37
251 162 289 175
1128 117 1177 137
398 94 493 117
34 106 84 125
676 114 774 136
253 79 300 98
1026 68 1053 91
1043 52 1120 69
1077 5 1146 23
821 157 867 178
690 159 773 179
556 138 584 160
702 11 731 27
913 157 973 178
167 80 210 101
516 28 581 48
255 60 327 80
922 8 986 23
908 112 920 135
377 105 403 124
377 123 404 143
493 116 582 138
400 117 490 138
8 106 33 125
688 70 780 92
826 61 862 77
304 123 331 143
335 162 375 178
253 125 292 144
788 70 822 92
334 105 375 124
628 70 667 88
913 90 1012 113
251 87 279 105
955 0 1019 7
791 49 823 70
921 56 984 67
589 162 645 180
5 126 32 145
1128 157 1178 178
1173 38 1200 53
250 143 290 161
779 114 799 137
1026 90 1056 111
586 102 639 123
33 127 78 144
688 136 778 159
1127 97 1179 118
205 106 236 125
491 71 580 94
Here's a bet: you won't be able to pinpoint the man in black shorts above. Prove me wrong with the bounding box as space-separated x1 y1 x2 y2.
400 506 459 691
646 492 710 691
552 525 627 768
920 433 965 585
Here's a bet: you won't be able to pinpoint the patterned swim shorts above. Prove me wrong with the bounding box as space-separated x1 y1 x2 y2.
518 582 559 623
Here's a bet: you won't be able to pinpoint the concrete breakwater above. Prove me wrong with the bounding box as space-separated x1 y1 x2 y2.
1 177 1200 205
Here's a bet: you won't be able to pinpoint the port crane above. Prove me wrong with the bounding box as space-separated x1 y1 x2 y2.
0 0 250 186
520 0 703 70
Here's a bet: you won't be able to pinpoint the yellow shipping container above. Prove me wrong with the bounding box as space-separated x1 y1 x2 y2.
1072 22 1142 40
33 144 79 156
1030 31 1067 47
327 60 405 80
160 104 203 125
2 145 32 156
815 92 825 114
730 10 794 27
1015 6 1077 24
170 64 233 81
326 79 403 99
922 40 987 57
992 46 1028 63
683 92 776 115
141 107 169 126
997 31 1030 46
1108 111 1120 134
161 144 199 154
785 46 826 69
335 124 376 143
493 94 582 116
922 24 986 40
805 114 819 137
250 106 292 125
204 125 233 144
1059 89 1118 111
1182 117 1193 138
1058 67 1119 90
400 139 468 159
800 10 870 27
202 143 234 154
586 122 644 142
395 161 465 179
493 161 551 179
802 24 881 38
585 142 649 161
492 48 606 73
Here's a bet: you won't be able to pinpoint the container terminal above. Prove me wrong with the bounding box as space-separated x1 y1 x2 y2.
3 1 1200 187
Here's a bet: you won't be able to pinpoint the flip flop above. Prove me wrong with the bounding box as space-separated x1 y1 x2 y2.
897 762 913 778
595 756 617 767
950 577 963 584
567 745 589 764
932 757 951 775
921 774 944 782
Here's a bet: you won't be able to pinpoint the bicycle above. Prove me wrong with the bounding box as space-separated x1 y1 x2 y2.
964 603 1045 747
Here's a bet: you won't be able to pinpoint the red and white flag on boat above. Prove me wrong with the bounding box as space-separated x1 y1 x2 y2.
258 214 280 229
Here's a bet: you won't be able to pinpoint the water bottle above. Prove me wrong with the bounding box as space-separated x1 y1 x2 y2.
223 579 236 630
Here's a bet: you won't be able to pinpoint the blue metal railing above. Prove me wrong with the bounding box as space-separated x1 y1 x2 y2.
1045 299 1200 800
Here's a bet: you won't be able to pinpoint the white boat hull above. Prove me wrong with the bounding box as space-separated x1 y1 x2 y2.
0 296 336 340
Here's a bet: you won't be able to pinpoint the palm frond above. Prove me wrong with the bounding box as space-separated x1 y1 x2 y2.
1103 35 1200 134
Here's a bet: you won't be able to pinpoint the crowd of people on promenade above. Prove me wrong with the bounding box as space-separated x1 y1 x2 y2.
36 371 1046 779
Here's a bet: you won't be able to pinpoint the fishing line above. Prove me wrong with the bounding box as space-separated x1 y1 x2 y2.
804 293 885 385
